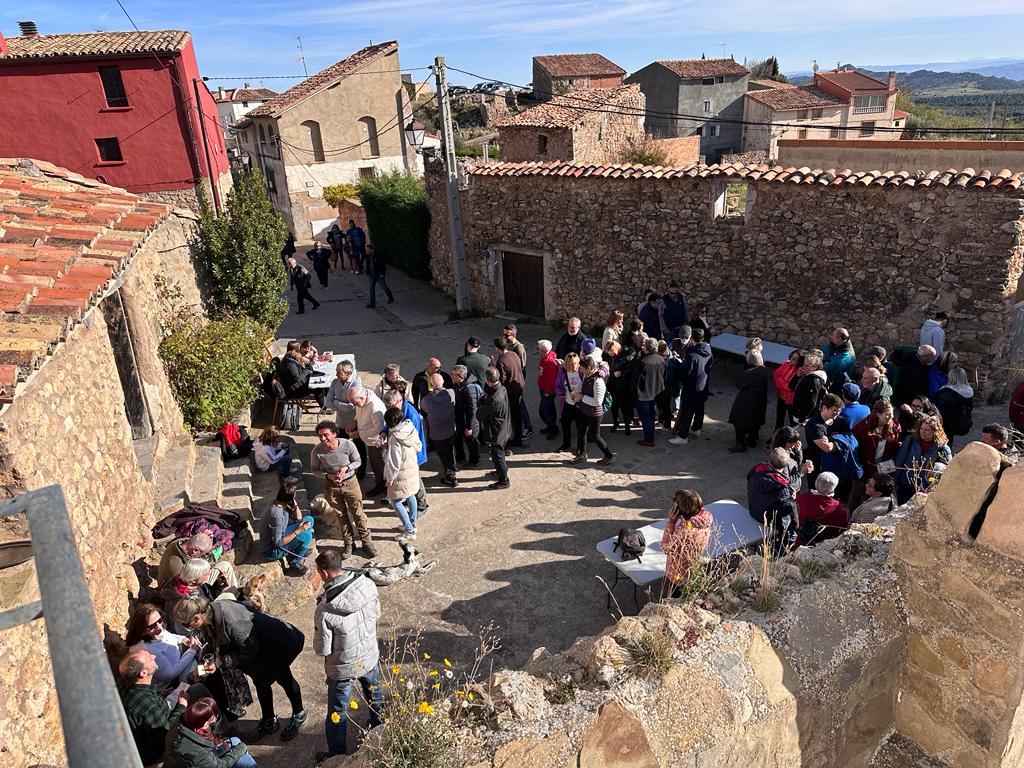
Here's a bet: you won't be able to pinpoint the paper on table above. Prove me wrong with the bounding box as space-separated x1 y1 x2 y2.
877 460 896 474
164 682 189 709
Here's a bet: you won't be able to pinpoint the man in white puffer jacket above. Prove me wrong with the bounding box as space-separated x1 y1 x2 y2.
313 549 382 762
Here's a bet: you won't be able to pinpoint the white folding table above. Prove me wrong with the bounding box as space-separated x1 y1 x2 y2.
710 332 795 367
595 499 764 610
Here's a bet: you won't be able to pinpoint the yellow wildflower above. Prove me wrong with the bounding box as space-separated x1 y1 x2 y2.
349 700 359 710
417 701 434 714
330 712 341 724
467 692 474 700
443 658 452 667
456 690 465 699
432 682 441 690
391 665 400 675
423 652 431 660
428 670 438 677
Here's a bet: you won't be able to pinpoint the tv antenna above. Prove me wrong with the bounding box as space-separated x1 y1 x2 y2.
296 36 309 79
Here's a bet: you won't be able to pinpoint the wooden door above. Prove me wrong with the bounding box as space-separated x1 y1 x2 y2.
502 251 545 317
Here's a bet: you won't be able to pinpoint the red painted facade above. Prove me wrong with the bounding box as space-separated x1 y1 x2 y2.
0 39 228 196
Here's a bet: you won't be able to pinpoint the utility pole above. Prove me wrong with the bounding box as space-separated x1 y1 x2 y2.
434 56 472 314
296 36 309 78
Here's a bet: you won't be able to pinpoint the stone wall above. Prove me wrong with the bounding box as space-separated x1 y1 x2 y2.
0 214 200 768
427 161 1024 389
499 126 575 164
142 171 233 215
778 139 1024 175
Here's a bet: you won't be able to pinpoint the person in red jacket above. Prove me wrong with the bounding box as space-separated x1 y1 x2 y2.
796 472 849 546
536 340 560 439
661 489 714 596
1010 379 1024 432
772 350 803 430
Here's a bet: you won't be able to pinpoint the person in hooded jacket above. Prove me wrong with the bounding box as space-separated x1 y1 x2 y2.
728 349 770 453
933 366 974 446
326 224 346 270
772 349 803 431
382 407 423 540
452 365 482 468
478 367 512 489
312 550 383 762
919 312 949 356
670 327 713 445
790 352 827 425
747 448 798 555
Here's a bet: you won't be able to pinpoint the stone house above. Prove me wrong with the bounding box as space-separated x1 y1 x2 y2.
625 58 750 162
812 69 900 139
235 41 417 237
531 53 626 102
741 83 847 159
427 159 1024 391
213 85 277 152
0 157 203 767
495 85 645 164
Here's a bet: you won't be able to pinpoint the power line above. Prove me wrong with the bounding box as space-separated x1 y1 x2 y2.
446 65 1024 137
203 67 433 81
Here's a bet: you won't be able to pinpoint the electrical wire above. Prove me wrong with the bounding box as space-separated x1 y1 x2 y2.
446 64 1023 137
204 67 433 81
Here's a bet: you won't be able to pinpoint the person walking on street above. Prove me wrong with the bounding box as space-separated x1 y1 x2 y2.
570 356 614 466
281 232 296 276
346 220 367 273
287 258 320 314
478 367 512 489
307 242 332 289
310 421 374 559
452 365 482 467
537 340 560 439
364 245 394 308
327 224 346 271
312 550 383 763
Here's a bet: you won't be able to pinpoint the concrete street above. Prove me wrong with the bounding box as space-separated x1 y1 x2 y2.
245 255 1005 765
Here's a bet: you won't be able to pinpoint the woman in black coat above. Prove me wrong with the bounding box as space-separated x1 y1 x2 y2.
728 350 770 452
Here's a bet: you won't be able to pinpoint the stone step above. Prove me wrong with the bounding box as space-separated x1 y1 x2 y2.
153 434 196 517
235 551 322 615
187 442 223 506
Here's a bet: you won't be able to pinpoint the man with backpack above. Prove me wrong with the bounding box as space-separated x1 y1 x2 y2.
364 245 394 309
288 257 320 314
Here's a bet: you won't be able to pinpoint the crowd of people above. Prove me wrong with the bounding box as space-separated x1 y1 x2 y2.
117 277 1023 765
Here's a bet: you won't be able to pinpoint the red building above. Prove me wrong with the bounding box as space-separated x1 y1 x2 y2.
0 25 231 211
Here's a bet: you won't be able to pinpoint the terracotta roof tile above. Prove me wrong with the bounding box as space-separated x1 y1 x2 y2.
744 86 845 111
657 58 750 79
462 160 1024 192
0 30 189 60
533 53 625 78
496 84 641 129
0 158 171 403
247 41 398 118
814 70 892 94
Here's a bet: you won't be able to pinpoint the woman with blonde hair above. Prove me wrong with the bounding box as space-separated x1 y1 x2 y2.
555 352 584 451
602 310 625 350
894 416 952 503
253 426 292 478
661 489 713 596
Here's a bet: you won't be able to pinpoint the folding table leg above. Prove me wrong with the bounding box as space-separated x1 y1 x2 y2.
607 568 623 609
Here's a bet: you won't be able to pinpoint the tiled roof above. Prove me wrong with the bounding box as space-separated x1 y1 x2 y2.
533 53 625 78
657 58 750 80
465 160 1024 193
744 86 845 111
496 85 640 129
0 158 171 404
215 87 277 103
894 109 909 119
0 30 189 60
749 79 795 89
815 70 891 93
247 41 398 118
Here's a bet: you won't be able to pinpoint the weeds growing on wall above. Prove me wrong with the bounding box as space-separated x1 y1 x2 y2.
623 626 676 680
323 183 360 207
159 315 270 431
358 170 432 280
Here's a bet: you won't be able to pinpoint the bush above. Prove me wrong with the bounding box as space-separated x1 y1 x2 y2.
618 136 670 166
322 183 360 207
159 316 270 431
195 168 289 328
623 626 675 680
357 170 432 280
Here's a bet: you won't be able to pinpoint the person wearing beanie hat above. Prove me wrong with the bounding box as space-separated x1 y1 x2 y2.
840 382 869 428
795 471 849 545
580 337 602 365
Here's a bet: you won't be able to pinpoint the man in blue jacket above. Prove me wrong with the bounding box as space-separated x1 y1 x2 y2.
659 283 689 341
381 389 429 513
823 327 856 390
670 327 713 445
346 219 367 272
638 293 662 340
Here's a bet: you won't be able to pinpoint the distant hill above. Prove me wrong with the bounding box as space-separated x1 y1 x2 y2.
791 66 1024 96
789 57 1024 80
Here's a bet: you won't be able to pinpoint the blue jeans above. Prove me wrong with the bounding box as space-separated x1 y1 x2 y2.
217 736 258 767
263 515 314 568
367 274 394 306
637 400 656 442
325 666 383 756
266 450 292 478
392 495 418 535
520 397 533 432
538 390 557 432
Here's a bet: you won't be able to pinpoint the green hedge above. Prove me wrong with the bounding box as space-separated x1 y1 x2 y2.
159 316 271 431
357 171 432 280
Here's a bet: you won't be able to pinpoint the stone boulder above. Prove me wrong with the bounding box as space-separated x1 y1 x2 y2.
493 731 573 768
577 701 659 768
492 669 552 724
975 460 1024 560
921 441 1001 539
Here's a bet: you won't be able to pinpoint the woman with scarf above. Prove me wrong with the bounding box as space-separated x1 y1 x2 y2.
661 489 714 597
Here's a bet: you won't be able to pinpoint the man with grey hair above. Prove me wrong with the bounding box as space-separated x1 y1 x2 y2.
328 361 362 431
747 446 798 554
452 364 482 467
419 372 458 487
555 317 588 359
796 471 849 544
537 339 559 438
858 366 892 408
347 387 387 496
156 531 237 600
635 337 666 447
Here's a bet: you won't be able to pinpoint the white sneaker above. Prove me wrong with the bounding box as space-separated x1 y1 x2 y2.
668 437 688 446
397 531 417 542
690 430 702 437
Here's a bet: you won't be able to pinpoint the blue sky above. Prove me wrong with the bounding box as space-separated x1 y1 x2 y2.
4 1 1024 90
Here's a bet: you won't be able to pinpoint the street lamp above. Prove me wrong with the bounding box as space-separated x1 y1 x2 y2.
404 119 425 149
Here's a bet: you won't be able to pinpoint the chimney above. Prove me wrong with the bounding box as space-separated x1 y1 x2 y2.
244 81 250 88
887 70 897 92
0 31 7 55
217 86 225 100
17 20 38 36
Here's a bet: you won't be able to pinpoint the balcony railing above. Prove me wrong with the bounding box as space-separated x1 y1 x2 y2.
853 105 885 114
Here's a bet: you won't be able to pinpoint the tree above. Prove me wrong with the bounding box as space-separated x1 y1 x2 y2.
322 183 360 207
195 169 289 328
748 57 789 83
357 171 431 280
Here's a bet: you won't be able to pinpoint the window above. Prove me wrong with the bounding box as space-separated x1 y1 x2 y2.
301 120 325 162
716 76 724 84
537 134 548 155
703 100 712 113
269 127 281 159
702 77 714 85
798 128 808 139
811 108 823 119
853 94 886 114
829 127 840 139
258 124 266 151
713 181 751 220
242 101 249 108
358 167 376 181
95 137 123 162
265 169 276 193
796 110 808 120
859 121 876 136
359 116 380 157
695 126 704 137
99 66 128 108
708 124 719 137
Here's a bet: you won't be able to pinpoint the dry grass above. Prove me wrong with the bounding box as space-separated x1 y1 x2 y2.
623 626 676 680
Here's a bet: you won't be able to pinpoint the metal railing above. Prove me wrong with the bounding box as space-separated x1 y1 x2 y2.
0 485 143 768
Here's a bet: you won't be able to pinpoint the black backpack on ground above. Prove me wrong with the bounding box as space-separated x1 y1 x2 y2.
613 527 646 562
279 403 301 431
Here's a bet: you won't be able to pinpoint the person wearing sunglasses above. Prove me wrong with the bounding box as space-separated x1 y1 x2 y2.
125 602 203 691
